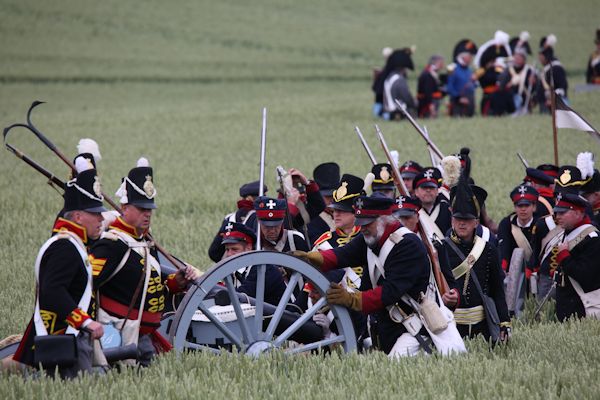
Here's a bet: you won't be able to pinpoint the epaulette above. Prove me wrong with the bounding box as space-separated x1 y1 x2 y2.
313 231 333 247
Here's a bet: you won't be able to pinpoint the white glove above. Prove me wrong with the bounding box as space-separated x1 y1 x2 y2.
312 313 331 338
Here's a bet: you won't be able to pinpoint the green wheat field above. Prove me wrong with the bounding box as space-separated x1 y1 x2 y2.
1 1 599 398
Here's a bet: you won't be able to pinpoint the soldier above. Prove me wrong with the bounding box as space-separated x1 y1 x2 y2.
221 222 286 306
499 46 535 113
412 167 452 238
443 175 510 342
586 29 600 84
474 31 511 116
294 195 436 357
400 160 423 197
307 162 340 245
381 47 417 120
208 180 265 262
447 39 477 117
90 158 199 367
553 193 600 321
369 163 396 199
417 55 446 118
14 158 106 378
537 34 568 113
313 174 365 290
497 185 539 274
581 169 600 227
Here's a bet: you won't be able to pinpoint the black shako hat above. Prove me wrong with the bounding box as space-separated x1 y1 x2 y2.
313 162 340 197
64 157 107 213
453 39 478 60
239 180 268 198
329 174 364 213
116 157 157 209
371 163 395 191
400 160 423 179
221 222 257 246
582 170 600 194
554 165 590 195
524 167 556 186
386 48 415 71
353 194 394 226
539 34 557 60
450 171 480 220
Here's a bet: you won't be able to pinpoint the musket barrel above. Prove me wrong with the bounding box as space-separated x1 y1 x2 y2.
257 107 267 250
394 99 444 159
354 126 377 165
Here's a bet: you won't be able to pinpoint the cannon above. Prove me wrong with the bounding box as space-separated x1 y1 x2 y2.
158 251 357 356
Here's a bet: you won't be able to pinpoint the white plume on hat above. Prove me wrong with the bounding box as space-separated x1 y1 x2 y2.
390 150 399 168
494 30 510 45
382 47 393 58
74 156 93 173
545 34 557 48
519 31 530 42
409 45 417 54
441 155 461 188
77 138 102 161
577 152 595 179
137 157 150 167
363 172 375 192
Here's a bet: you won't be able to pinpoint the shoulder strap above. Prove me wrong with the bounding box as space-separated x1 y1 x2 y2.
419 209 444 240
274 231 289 252
448 236 486 279
510 223 533 261
242 210 256 225
319 211 336 231
566 225 598 251
538 196 554 216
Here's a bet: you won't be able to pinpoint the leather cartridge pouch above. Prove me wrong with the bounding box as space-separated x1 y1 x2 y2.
34 334 78 368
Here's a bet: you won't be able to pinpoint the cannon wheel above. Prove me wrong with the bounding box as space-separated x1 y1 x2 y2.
169 251 357 356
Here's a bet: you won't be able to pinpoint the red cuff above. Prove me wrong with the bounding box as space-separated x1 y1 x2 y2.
501 259 508 272
305 181 319 194
320 250 338 272
361 286 384 314
556 249 571 265
287 202 299 217
166 273 185 293
66 308 91 329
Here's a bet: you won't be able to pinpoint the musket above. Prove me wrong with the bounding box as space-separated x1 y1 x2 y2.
375 124 450 295
354 126 377 165
4 101 188 272
394 99 444 160
423 126 442 167
257 107 267 250
533 281 556 321
517 152 529 168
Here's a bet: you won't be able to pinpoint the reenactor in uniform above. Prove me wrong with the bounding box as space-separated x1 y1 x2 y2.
313 174 365 290
412 167 452 238
294 195 435 357
537 34 568 113
400 160 423 196
208 180 265 262
369 163 396 199
500 33 535 113
447 39 477 117
474 31 511 116
581 169 600 227
381 47 417 120
417 55 446 118
307 162 340 246
553 193 600 321
443 175 510 342
497 185 539 274
14 158 106 378
221 222 286 306
90 158 199 366
585 29 600 84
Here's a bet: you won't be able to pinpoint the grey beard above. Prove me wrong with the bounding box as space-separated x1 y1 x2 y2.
363 220 386 248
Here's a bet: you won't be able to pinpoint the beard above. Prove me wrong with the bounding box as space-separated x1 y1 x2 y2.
363 219 385 248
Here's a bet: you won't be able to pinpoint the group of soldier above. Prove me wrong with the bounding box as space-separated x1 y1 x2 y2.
208 147 600 358
373 29 600 120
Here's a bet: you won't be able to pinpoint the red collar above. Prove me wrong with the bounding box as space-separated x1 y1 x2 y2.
52 218 88 244
593 201 600 213
573 216 592 230
537 187 554 198
109 216 144 239
377 221 402 249
237 199 254 211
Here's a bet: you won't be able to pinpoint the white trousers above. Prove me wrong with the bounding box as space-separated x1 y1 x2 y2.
388 333 423 359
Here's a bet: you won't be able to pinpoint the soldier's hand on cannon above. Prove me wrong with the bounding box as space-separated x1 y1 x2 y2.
442 288 459 308
326 282 362 312
312 313 331 337
175 264 201 287
290 250 324 269
84 320 105 340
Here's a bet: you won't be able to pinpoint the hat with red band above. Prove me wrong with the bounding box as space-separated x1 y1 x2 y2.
393 195 422 217
354 194 394 226
553 192 589 213
510 184 539 206
221 222 256 246
413 167 442 190
254 196 287 226
400 160 423 179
